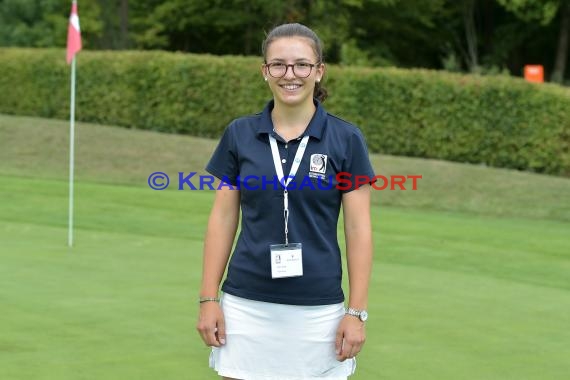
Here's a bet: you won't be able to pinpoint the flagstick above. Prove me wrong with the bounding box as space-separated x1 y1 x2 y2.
68 56 76 248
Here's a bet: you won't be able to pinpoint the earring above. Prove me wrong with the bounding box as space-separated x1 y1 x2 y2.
316 79 320 83
264 77 268 81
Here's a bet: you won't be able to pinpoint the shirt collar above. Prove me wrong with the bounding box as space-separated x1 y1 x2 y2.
257 98 326 141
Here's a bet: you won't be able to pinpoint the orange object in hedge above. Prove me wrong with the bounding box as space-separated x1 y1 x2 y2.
524 65 544 83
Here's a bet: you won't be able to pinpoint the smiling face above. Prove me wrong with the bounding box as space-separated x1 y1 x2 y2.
262 36 325 108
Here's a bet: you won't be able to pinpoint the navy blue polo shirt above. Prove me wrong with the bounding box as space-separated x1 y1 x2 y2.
205 99 375 305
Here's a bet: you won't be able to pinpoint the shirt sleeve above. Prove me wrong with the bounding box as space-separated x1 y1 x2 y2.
340 128 376 193
205 122 239 186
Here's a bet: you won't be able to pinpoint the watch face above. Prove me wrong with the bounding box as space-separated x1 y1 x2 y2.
360 310 368 322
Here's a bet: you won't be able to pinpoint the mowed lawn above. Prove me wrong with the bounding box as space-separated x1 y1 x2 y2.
1 114 570 379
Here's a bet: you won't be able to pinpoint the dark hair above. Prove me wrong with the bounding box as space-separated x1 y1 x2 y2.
262 23 328 103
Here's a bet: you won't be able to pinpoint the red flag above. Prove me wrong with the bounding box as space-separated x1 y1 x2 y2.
66 1 82 64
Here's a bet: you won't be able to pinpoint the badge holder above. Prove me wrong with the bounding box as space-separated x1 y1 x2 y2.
270 242 303 279
268 136 309 280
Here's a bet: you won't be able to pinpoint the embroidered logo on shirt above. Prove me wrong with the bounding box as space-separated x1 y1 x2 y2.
309 154 327 174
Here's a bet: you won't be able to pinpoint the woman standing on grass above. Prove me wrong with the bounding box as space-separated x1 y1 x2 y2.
196 23 375 380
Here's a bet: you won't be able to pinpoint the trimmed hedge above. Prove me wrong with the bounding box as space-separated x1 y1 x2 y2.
1 48 569 176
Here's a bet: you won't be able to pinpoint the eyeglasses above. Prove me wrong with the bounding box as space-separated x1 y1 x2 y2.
265 62 320 78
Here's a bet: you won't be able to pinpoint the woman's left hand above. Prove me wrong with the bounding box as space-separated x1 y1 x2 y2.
335 314 366 361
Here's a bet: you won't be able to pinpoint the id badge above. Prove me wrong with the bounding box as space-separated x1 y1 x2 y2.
269 243 303 279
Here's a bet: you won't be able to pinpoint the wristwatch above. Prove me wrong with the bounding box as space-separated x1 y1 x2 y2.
346 308 368 322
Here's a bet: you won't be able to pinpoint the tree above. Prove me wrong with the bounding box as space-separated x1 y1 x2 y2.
497 0 569 83
0 0 102 48
120 0 128 49
552 2 570 83
463 0 480 72
128 0 290 54
337 0 449 67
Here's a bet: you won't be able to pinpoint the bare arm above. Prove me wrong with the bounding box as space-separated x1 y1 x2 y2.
197 186 240 347
343 184 373 310
335 184 373 360
200 186 240 297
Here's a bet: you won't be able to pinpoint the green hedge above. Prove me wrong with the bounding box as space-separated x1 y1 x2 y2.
1 48 569 176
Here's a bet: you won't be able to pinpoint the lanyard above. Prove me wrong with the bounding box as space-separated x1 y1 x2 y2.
269 134 310 245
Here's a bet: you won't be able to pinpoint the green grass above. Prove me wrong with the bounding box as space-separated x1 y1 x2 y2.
1 114 570 379
1 113 569 221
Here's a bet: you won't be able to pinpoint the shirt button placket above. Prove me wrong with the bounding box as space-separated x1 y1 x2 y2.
281 143 287 165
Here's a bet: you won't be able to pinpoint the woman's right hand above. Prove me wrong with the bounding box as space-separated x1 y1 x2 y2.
196 301 226 347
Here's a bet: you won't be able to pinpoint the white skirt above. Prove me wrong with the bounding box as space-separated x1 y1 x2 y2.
209 293 356 380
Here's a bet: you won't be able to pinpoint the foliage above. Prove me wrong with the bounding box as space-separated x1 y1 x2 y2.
0 0 103 48
340 0 450 68
497 0 570 83
0 0 568 83
496 0 561 25
129 0 291 54
0 48 568 176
